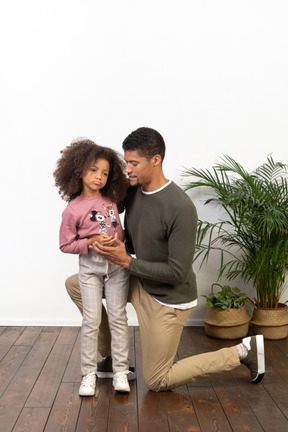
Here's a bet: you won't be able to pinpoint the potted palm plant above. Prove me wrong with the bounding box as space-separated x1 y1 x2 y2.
183 155 288 339
202 283 251 339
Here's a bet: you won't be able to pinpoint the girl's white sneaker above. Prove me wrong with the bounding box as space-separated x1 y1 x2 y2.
79 372 96 396
113 371 131 393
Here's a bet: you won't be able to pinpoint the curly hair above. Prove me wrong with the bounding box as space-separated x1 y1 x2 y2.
54 138 128 203
122 127 166 161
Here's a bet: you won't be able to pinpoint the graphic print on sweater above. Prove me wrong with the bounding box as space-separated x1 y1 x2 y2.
89 202 119 235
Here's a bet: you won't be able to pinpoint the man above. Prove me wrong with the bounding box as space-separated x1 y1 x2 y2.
66 127 265 392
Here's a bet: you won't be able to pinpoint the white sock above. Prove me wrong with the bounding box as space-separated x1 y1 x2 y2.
236 342 249 360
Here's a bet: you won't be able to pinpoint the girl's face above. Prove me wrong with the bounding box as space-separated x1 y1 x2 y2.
81 158 110 197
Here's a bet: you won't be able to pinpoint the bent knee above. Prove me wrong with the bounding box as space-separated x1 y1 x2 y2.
144 372 168 392
65 274 79 293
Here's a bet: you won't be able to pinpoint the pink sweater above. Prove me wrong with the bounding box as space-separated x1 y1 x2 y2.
59 194 124 255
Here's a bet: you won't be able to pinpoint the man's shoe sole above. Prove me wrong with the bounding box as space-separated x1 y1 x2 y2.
252 372 264 384
254 334 265 376
252 334 265 384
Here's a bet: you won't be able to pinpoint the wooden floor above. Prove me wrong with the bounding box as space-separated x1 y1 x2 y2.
1 326 288 432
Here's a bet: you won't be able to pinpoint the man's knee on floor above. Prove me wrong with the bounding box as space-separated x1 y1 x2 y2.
144 370 168 392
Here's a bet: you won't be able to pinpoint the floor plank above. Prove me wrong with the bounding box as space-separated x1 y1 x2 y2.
0 346 31 397
76 379 111 432
14 327 43 347
44 382 81 432
188 386 233 432
164 387 201 432
1 326 288 432
134 328 171 432
0 327 25 361
0 328 60 432
12 407 50 432
25 327 79 409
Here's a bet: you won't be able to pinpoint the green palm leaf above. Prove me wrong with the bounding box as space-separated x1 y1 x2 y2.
183 155 288 308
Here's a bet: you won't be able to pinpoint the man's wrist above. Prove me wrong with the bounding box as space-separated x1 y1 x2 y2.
122 255 132 269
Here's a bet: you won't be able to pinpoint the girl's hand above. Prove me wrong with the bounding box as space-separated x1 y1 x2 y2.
97 234 115 246
89 236 132 268
87 235 114 247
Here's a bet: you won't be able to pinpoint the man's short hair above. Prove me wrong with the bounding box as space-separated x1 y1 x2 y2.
122 127 166 161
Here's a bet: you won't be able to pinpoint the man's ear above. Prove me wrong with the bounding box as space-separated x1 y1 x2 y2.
153 154 162 166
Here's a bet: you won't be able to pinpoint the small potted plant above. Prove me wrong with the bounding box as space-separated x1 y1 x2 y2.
202 284 251 339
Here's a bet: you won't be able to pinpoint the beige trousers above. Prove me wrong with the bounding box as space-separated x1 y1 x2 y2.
78 253 129 375
65 274 240 391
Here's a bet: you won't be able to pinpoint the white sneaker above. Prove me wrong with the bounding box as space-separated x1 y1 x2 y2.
113 371 131 393
79 372 96 396
241 335 265 383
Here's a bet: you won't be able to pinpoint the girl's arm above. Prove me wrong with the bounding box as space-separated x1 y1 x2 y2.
59 209 115 254
59 208 88 254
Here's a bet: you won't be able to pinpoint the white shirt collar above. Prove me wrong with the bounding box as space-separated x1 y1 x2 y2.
141 180 171 195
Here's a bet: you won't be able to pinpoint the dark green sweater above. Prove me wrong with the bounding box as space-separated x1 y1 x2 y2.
125 182 198 304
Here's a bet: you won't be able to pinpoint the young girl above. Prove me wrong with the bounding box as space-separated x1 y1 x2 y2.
54 138 131 396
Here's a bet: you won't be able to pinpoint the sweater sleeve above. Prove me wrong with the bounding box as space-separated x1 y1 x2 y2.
59 206 88 255
128 199 197 284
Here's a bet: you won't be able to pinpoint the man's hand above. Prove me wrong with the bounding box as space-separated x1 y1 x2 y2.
89 236 132 268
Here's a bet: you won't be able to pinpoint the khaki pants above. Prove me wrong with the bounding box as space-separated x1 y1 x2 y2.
65 274 240 391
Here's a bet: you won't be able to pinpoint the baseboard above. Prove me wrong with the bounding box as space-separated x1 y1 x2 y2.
185 317 204 327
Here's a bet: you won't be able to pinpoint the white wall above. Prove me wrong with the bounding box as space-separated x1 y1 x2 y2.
0 0 287 326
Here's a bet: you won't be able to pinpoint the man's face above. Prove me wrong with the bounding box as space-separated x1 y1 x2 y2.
124 150 154 189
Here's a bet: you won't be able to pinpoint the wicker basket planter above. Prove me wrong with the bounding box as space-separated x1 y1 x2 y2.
251 303 288 340
203 304 251 340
